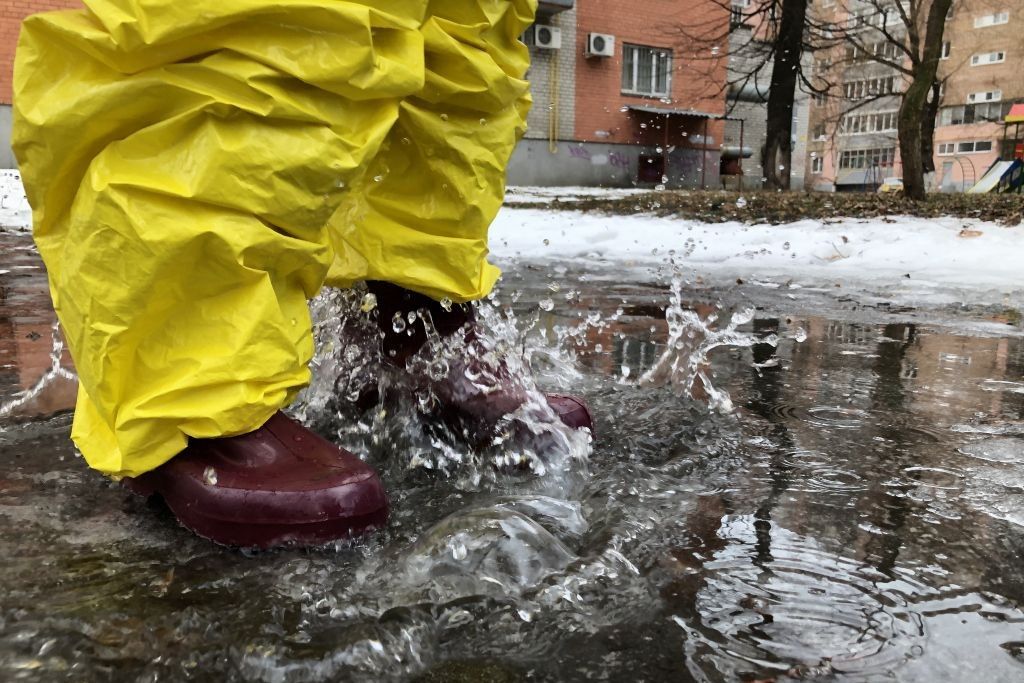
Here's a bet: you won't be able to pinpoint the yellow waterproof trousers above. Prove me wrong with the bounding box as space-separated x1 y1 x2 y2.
13 0 534 477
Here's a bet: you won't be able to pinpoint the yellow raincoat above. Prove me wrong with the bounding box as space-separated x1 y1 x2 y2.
13 0 535 477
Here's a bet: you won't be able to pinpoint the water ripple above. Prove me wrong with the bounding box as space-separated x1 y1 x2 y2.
673 515 926 680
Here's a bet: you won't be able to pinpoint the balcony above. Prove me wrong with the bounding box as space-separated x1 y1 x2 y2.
538 0 573 16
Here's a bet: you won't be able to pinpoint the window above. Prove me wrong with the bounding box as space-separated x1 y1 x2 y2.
967 90 1002 104
840 110 898 135
812 156 824 173
939 140 995 154
812 124 827 140
939 101 1012 126
941 41 951 59
622 44 672 97
839 147 896 169
843 76 898 100
971 51 1006 65
974 12 1009 28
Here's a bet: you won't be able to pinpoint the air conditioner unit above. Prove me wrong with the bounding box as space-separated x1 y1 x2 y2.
586 33 615 58
528 25 562 50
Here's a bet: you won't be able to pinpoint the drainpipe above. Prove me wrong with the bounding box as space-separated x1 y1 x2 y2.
663 114 670 186
548 51 559 154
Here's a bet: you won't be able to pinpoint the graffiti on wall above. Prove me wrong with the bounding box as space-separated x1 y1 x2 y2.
565 145 631 169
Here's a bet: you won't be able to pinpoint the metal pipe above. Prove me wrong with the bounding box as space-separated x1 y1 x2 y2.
663 114 670 187
739 119 746 182
701 117 708 189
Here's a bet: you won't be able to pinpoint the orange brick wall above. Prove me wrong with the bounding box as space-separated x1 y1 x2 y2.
574 0 728 147
0 0 81 104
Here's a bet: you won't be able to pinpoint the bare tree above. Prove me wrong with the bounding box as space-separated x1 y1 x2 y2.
672 0 956 198
809 0 954 199
664 0 834 190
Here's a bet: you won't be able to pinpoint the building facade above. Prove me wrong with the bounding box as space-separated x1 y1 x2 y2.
509 0 734 188
805 0 1024 192
933 0 1024 191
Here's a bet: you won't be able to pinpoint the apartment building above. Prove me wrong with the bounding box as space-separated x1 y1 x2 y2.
933 1 1023 190
508 0 733 188
805 0 1024 192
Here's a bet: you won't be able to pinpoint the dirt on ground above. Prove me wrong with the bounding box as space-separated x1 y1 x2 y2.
505 190 1024 226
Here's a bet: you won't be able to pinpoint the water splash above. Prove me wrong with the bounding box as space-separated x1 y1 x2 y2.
290 285 591 492
637 277 778 412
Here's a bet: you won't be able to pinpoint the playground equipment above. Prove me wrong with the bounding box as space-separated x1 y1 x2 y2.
968 104 1024 194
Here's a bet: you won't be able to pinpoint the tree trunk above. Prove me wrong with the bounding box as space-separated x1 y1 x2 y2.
899 0 953 200
898 78 930 199
920 81 940 175
762 0 809 190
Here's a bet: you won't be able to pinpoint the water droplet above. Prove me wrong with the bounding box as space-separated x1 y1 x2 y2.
401 137 411 145
539 298 555 312
440 113 449 121
543 238 550 246
794 327 808 343
407 310 418 325
479 118 487 125
736 196 748 209
655 184 666 191
344 344 361 363
290 318 297 326
595 343 604 353
392 313 407 334
547 282 561 293
360 293 378 312
619 106 629 112
782 241 791 250
428 359 450 381
440 297 453 312
203 467 218 486
373 175 384 183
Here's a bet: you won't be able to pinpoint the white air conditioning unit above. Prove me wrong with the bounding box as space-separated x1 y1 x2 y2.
528 25 562 50
586 32 615 58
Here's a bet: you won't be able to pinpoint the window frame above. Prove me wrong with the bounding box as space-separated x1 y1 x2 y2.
621 43 673 98
974 11 1010 28
970 51 1006 66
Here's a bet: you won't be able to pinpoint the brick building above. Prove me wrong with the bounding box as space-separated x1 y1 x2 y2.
933 0 1024 191
0 0 79 167
509 0 734 188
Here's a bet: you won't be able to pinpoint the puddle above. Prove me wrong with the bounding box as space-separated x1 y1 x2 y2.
2 237 1024 681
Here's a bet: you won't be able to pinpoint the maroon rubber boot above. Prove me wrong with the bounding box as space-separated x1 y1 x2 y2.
366 281 594 435
123 412 388 549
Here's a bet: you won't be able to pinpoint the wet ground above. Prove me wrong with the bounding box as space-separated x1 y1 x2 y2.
2 232 1024 682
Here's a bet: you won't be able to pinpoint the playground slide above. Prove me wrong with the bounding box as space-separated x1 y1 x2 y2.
968 159 1023 193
